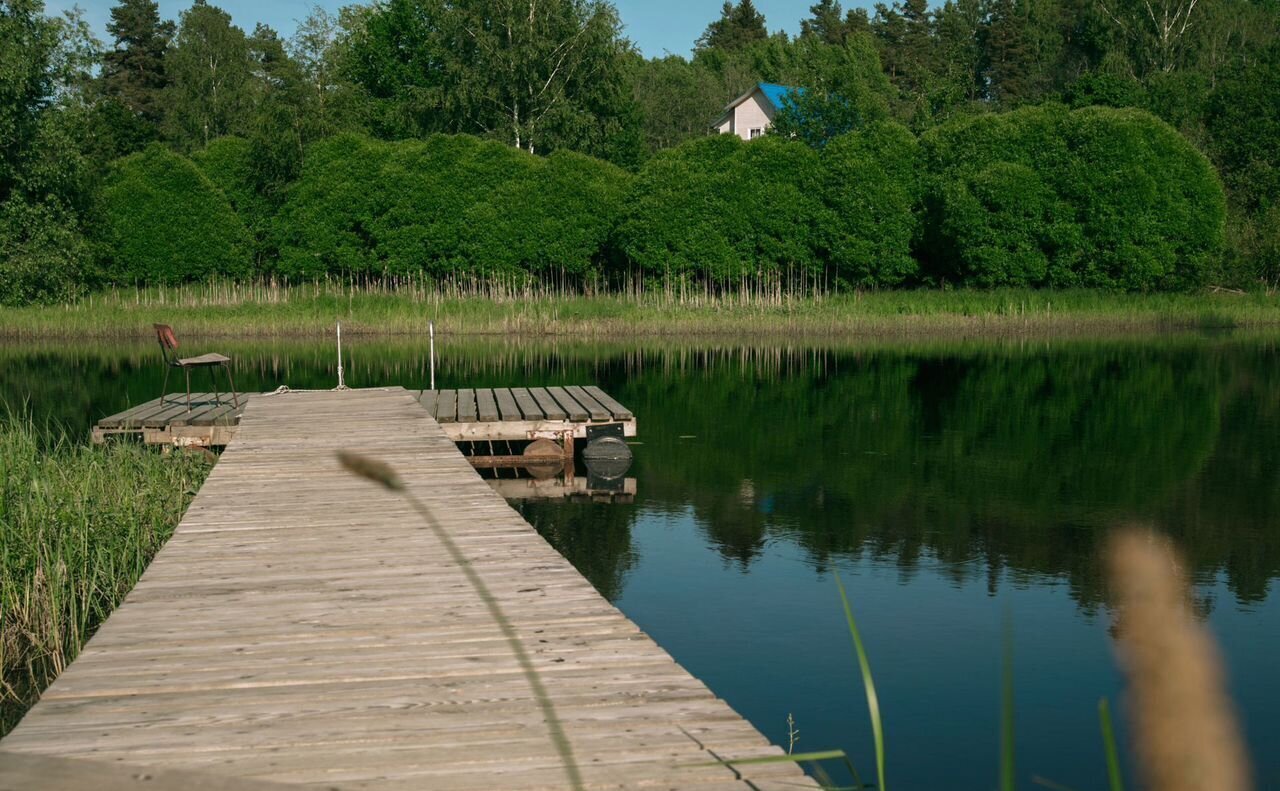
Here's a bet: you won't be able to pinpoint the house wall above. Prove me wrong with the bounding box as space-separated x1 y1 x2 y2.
717 90 776 140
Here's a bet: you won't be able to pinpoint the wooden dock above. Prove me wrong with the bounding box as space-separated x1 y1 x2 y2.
92 393 249 447
8 388 812 790
94 386 636 450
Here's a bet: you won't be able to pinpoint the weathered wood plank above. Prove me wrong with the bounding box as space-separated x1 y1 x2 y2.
546 386 589 422
0 751 312 791
418 390 438 418
96 397 170 429
474 388 500 423
565 386 611 422
113 395 204 430
527 387 567 420
186 405 240 427
456 388 478 423
493 388 522 422
583 386 633 420
140 395 218 429
435 390 457 423
509 388 544 421
170 396 244 427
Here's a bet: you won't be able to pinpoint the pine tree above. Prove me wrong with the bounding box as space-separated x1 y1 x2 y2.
981 0 1064 105
100 0 173 125
872 0 936 93
801 0 853 44
697 0 768 51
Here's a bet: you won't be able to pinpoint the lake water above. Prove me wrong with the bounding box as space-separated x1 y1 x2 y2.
3 332 1279 789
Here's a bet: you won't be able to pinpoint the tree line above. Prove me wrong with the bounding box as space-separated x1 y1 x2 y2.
1 0 1276 304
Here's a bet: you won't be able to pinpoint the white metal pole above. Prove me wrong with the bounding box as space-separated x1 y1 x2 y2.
336 322 346 389
429 321 436 391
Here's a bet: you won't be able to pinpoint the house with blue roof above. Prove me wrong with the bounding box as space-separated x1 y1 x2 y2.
712 83 804 140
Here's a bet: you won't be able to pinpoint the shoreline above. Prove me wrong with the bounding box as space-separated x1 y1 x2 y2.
3 288 1279 340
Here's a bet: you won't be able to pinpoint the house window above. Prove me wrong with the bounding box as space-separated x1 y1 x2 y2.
749 128 764 140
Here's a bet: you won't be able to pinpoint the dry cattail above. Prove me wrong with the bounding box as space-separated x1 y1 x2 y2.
336 451 403 491
1106 528 1252 791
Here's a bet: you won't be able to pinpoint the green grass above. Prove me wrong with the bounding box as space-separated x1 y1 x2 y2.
0 416 210 735
2 279 1279 339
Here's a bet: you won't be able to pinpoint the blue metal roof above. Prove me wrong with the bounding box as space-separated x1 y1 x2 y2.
757 83 804 111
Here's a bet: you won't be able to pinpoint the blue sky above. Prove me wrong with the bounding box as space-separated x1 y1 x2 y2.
47 0 877 58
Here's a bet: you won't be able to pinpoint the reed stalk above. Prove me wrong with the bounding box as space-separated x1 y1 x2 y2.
3 280 1278 340
1105 529 1252 791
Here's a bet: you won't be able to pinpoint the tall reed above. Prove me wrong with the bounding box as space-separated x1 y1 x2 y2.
3 279 1278 340
0 416 209 734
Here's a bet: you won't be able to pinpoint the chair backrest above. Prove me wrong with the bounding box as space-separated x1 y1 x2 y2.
154 324 179 362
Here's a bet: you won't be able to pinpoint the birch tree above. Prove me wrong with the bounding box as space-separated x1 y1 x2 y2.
163 0 252 150
1097 0 1203 74
344 0 636 159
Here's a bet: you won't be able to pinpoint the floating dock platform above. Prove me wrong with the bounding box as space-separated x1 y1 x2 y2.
93 386 636 450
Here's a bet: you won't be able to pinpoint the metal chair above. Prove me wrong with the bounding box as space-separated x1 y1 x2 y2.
154 324 239 412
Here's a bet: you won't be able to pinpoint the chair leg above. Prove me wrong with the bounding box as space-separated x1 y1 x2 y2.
160 366 171 406
185 368 192 413
211 365 222 406
224 362 240 409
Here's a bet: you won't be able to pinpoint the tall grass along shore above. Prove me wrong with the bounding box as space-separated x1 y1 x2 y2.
0 416 210 735
2 279 1279 340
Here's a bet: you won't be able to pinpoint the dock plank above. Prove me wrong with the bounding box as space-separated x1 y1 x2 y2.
546 387 589 422
509 388 544 421
565 386 611 422
136 394 218 429
13 388 810 791
418 390 438 418
527 388 567 420
113 396 203 430
584 386 634 420
96 398 171 429
475 388 500 423
456 388 478 423
435 390 457 423
493 388 522 422
170 395 246 428
190 404 241 427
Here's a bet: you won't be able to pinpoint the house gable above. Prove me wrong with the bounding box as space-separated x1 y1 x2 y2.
712 83 803 141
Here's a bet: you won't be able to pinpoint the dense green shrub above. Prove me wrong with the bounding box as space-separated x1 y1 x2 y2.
0 199 91 306
192 137 260 221
937 162 1083 287
192 136 273 265
921 105 1226 290
818 121 922 287
271 134 388 277
614 134 825 280
98 144 251 283
274 133 630 279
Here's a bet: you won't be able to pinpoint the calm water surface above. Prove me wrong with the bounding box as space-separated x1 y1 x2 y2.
3 333 1279 789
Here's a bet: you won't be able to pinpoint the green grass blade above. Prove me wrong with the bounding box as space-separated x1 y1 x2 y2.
834 571 886 791
709 750 851 766
1098 697 1124 791
1001 614 1015 791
